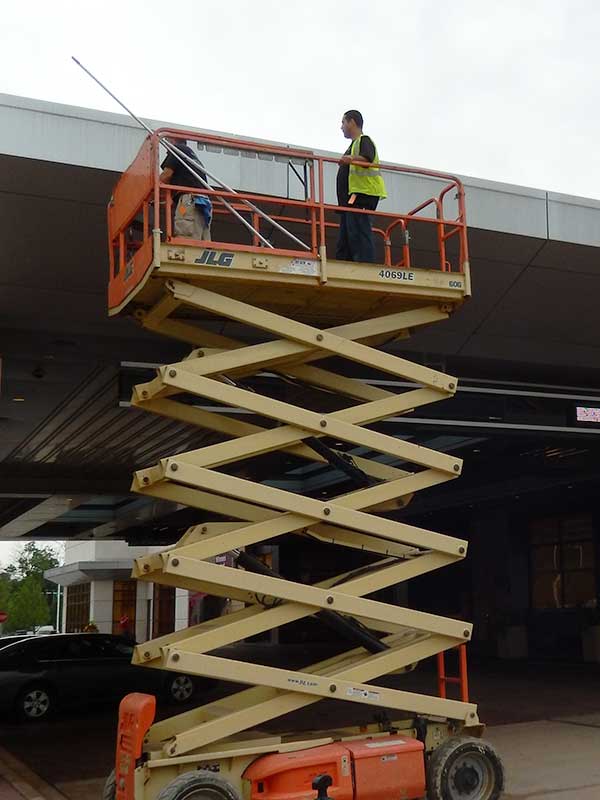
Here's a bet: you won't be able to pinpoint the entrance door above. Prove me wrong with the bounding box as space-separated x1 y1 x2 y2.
152 584 175 637
112 579 137 639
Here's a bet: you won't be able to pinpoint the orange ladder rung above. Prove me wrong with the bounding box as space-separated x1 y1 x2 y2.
437 644 469 703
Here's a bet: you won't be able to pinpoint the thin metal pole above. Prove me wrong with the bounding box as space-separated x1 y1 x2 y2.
72 57 272 247
72 57 154 136
167 140 310 251
160 143 274 248
55 586 61 632
72 57 310 251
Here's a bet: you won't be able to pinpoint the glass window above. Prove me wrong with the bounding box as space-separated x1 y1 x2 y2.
531 518 560 544
532 572 560 610
0 642 26 668
62 638 88 659
564 571 596 608
112 580 137 637
96 635 134 658
531 544 559 571
79 636 111 658
153 584 175 638
65 583 91 633
34 637 69 660
530 513 597 610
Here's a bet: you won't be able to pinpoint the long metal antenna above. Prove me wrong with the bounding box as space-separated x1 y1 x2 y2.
71 57 271 247
72 57 154 136
165 140 310 251
71 57 310 251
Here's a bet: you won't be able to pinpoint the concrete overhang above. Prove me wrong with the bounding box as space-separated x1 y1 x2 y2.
2 92 600 544
45 560 133 587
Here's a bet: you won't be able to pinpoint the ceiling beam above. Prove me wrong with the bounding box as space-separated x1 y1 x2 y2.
0 494 92 539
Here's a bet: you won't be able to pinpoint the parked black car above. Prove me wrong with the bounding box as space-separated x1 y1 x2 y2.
0 635 31 649
0 633 204 721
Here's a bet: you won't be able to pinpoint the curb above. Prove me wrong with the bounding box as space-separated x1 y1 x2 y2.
0 746 67 800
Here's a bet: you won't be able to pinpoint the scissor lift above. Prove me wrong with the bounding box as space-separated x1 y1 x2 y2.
106 130 504 800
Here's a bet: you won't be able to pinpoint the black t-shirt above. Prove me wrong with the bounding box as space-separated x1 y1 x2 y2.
336 134 377 207
161 143 207 195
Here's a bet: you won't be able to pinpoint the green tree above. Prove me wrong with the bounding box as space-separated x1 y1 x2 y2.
0 574 11 607
2 544 61 631
5 542 60 585
6 576 50 632
0 574 12 631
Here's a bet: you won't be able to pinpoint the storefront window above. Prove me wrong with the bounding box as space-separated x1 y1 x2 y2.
152 584 175 637
112 579 137 637
65 583 91 632
530 514 597 609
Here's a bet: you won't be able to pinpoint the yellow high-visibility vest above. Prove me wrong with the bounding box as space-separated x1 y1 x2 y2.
349 135 387 198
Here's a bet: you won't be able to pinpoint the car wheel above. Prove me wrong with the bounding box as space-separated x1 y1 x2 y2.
17 685 53 722
166 674 195 704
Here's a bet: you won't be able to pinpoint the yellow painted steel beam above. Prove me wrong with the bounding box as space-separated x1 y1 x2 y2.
161 557 471 640
135 552 456 665
144 631 419 746
164 634 478 756
133 378 460 475
136 463 466 554
136 478 421 560
135 553 457 667
154 250 466 303
132 470 454 571
167 281 456 391
133 397 410 481
142 302 446 418
166 650 468 719
119 267 478 768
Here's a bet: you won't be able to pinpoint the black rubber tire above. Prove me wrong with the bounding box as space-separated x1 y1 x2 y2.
15 684 54 722
164 673 196 704
102 769 116 800
427 736 504 800
155 770 241 800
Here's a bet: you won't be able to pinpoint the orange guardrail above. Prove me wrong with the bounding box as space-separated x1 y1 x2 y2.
108 128 469 312
437 644 469 703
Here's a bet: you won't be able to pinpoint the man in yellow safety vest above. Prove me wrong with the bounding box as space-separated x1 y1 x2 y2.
336 110 386 263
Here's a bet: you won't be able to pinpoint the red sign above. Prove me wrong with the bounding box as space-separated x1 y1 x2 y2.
0 611 8 624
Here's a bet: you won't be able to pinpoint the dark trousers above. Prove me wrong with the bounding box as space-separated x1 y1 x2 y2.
335 199 379 263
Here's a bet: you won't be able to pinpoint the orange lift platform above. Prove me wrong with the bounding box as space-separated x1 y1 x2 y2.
104 127 504 800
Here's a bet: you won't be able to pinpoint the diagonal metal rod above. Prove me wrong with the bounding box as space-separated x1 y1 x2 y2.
230 548 388 653
156 140 274 248
72 57 310 251
161 136 310 251
71 57 272 248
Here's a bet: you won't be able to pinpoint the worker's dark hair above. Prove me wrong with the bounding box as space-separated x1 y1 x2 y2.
343 110 363 129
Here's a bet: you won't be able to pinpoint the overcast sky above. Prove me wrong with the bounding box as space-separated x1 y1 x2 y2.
2 0 600 199
1 0 600 567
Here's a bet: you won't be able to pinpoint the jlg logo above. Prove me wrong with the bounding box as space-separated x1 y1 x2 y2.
194 250 235 267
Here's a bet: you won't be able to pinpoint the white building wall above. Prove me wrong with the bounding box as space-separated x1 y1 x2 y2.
91 580 113 634
93 540 156 561
64 540 97 563
136 581 152 643
62 540 174 641
5 92 600 244
64 539 153 566
175 588 189 632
